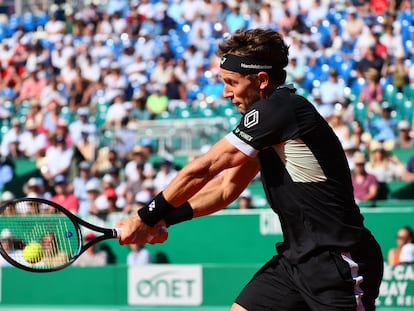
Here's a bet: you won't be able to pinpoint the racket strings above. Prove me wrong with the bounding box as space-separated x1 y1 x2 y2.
0 200 79 270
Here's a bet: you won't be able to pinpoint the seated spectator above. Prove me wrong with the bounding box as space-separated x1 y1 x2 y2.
0 118 24 159
237 189 254 210
401 155 414 181
359 68 383 116
127 244 152 266
146 84 169 119
19 119 48 160
400 243 414 264
71 161 94 216
395 120 414 149
50 175 79 214
319 69 345 107
365 102 399 144
328 108 351 145
388 226 414 266
310 88 333 120
22 177 51 200
0 152 13 191
73 232 108 266
365 140 404 183
39 135 73 185
153 155 177 192
351 152 378 204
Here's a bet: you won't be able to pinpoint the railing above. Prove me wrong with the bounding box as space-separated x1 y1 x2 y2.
100 117 231 157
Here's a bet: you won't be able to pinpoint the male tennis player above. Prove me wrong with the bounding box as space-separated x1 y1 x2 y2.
116 28 383 311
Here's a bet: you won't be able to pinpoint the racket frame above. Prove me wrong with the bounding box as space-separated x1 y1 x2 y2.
0 197 120 272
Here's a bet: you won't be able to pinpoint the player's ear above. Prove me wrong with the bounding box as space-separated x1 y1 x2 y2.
257 71 270 89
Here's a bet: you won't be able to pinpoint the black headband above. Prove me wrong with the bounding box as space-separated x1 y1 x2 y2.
220 54 282 78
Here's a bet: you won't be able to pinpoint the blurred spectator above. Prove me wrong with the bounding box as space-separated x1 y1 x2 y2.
103 63 128 103
15 70 47 107
328 108 351 145
50 174 79 214
19 119 48 160
150 56 174 86
365 103 399 144
104 94 128 129
342 8 364 50
319 69 345 107
311 87 334 120
354 47 384 79
102 167 128 211
129 95 151 121
44 13 66 43
68 107 98 146
39 76 67 109
359 68 383 115
349 120 367 152
39 134 73 184
285 56 305 87
124 178 157 214
0 118 24 159
382 51 409 93
0 152 13 191
388 226 414 266
124 145 154 184
342 140 358 171
92 147 122 177
401 154 414 181
380 23 405 60
42 100 65 135
400 243 414 264
0 191 15 206
22 177 51 200
71 161 95 216
153 155 177 192
73 232 108 266
394 120 414 149
237 189 254 210
127 244 152 265
146 84 169 119
351 152 379 204
365 140 404 183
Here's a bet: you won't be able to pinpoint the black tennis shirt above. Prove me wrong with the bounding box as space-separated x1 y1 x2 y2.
226 86 366 263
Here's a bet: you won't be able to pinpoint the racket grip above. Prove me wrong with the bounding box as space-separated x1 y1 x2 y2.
114 228 122 238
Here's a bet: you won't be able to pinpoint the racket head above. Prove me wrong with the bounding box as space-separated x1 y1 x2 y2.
0 197 83 272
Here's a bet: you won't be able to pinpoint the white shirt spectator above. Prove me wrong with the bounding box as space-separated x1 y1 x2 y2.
127 245 152 265
19 126 48 159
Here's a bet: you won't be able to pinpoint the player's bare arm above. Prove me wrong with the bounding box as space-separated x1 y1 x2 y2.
163 137 257 209
116 137 256 245
183 153 259 218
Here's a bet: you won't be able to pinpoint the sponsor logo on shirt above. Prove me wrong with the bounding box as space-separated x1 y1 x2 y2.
244 109 259 128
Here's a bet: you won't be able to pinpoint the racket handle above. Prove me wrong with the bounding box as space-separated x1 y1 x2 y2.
114 227 122 238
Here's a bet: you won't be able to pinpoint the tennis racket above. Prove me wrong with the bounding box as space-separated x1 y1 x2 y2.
0 197 122 272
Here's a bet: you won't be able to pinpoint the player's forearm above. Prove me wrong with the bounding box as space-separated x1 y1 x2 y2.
163 156 219 207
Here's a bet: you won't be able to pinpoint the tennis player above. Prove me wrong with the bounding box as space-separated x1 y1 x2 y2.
116 28 383 311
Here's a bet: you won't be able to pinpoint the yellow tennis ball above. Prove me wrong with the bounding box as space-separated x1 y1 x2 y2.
23 242 44 264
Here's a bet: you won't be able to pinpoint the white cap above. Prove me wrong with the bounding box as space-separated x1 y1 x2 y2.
239 189 252 199
85 179 102 192
102 174 116 185
135 191 152 204
1 191 15 201
0 229 13 239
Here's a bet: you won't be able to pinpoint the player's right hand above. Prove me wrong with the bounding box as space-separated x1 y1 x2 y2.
115 215 168 245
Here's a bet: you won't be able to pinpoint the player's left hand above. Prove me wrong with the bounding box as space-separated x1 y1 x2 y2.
115 215 168 245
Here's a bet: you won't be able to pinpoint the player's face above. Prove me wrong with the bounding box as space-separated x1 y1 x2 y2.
220 69 261 114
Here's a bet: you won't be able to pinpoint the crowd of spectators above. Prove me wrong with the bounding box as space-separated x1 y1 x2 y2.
1 0 414 216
